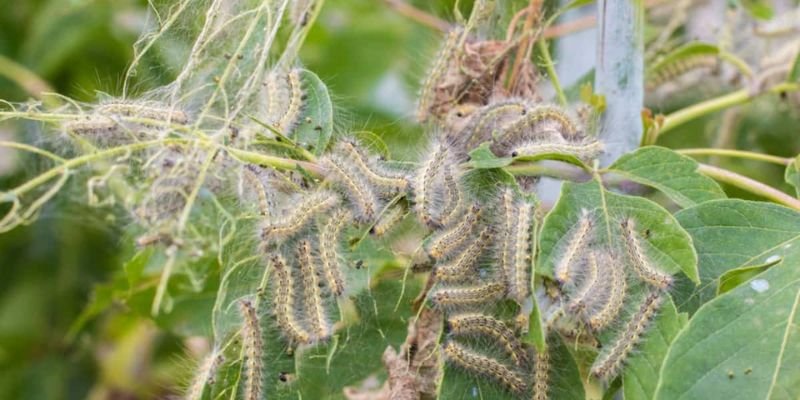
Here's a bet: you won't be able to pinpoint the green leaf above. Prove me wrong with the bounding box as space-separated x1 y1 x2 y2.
468 142 513 169
538 180 699 283
654 259 800 399
785 155 800 197
717 260 779 295
739 0 774 19
674 199 800 313
609 146 726 208
622 296 687 400
789 49 800 82
292 69 334 155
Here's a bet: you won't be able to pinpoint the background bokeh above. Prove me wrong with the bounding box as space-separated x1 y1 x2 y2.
0 0 796 398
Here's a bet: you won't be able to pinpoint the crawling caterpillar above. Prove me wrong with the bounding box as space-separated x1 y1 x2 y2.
443 341 527 394
447 313 528 367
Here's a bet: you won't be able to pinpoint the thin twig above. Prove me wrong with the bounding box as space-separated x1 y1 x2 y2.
697 163 800 210
508 0 542 90
678 148 791 166
383 0 450 32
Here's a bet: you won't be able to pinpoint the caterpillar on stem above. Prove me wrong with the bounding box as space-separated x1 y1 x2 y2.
322 156 379 223
443 341 527 395
430 281 506 308
186 351 225 400
554 210 593 285
370 205 406 237
336 140 408 194
261 190 339 243
532 347 550 400
510 140 604 161
413 141 449 227
510 199 532 302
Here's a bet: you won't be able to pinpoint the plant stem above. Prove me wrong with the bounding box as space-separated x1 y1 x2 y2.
0 54 53 100
383 0 450 32
659 82 800 136
537 40 567 105
678 148 791 166
505 161 590 181
0 141 65 162
697 163 800 210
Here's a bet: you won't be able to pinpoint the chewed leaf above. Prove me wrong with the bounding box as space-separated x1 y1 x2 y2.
785 155 800 197
538 180 699 284
654 254 800 400
292 69 333 155
609 146 726 208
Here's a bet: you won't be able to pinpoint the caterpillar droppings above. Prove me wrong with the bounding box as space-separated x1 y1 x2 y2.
591 290 663 380
447 313 527 367
443 341 527 394
620 218 673 290
238 300 263 400
297 240 330 341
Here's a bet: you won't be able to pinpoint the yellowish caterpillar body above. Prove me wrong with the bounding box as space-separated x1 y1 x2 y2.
447 313 527 367
417 29 461 122
510 200 533 302
620 218 673 290
371 205 406 237
322 156 379 222
435 228 490 283
271 254 311 345
97 101 190 125
430 281 506 308
264 69 305 133
443 341 527 394
277 69 304 133
63 117 123 145
591 290 663 380
567 251 600 315
494 105 581 156
413 141 449 227
461 100 528 151
336 140 408 194
186 351 225 400
498 188 515 297
510 140 604 161
319 209 351 296
297 240 330 341
238 299 263 400
554 210 593 285
439 165 464 228
428 205 481 260
242 165 270 217
532 349 550 400
646 55 718 90
261 190 339 242
587 251 628 331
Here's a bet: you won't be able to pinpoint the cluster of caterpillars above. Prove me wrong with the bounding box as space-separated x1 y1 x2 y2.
551 210 673 380
244 137 410 348
410 139 549 398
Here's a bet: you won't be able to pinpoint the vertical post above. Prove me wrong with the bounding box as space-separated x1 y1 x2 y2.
595 0 644 166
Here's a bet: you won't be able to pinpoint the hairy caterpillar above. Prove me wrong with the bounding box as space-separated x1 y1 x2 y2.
498 188 515 298
297 240 330 341
242 165 270 217
620 218 673 290
510 199 533 302
430 281 506 308
417 29 462 122
447 313 527 367
567 251 599 315
186 351 225 400
438 165 464 227
413 141 449 227
461 100 528 151
336 140 408 194
63 117 123 146
238 300 263 400
261 190 339 243
270 254 311 345
554 210 594 285
434 228 490 283
510 140 604 161
319 209 351 296
646 55 718 90
265 69 305 133
96 101 189 125
587 251 628 331
370 205 406 237
321 156 379 222
494 105 581 155
532 348 550 400
427 205 481 260
591 290 663 380
443 341 527 394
